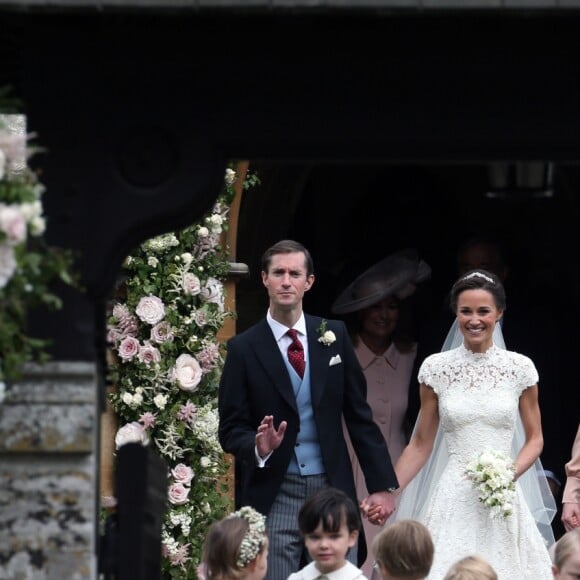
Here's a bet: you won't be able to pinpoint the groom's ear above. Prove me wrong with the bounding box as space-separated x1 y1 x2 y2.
304 274 315 291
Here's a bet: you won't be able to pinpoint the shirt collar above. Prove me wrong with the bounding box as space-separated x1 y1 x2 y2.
267 310 307 342
355 338 400 370
298 561 362 580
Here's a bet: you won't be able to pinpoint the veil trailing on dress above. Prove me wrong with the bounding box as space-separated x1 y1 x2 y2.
394 320 557 547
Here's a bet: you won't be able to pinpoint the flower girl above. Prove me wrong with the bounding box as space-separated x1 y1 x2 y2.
199 506 269 580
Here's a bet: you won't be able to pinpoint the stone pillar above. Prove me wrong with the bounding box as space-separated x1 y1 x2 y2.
0 362 98 579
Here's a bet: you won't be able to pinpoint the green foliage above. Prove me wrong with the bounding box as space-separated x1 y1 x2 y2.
107 165 258 577
0 111 78 383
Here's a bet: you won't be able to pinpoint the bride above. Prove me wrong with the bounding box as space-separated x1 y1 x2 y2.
365 269 556 579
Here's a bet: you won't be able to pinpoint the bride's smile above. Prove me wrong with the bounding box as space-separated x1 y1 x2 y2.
456 289 503 353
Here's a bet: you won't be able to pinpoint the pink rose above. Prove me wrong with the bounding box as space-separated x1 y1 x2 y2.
150 321 174 344
135 295 165 325
0 205 27 244
138 342 161 365
168 482 190 505
118 336 140 361
171 463 194 485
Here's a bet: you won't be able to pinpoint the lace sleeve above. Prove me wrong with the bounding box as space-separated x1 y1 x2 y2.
510 352 539 393
417 353 441 394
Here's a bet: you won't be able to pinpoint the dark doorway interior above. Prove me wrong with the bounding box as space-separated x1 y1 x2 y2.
235 160 579 539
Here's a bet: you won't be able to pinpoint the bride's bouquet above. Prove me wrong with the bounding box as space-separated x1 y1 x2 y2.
465 449 516 519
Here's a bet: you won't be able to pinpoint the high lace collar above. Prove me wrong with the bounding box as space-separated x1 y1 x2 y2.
458 342 498 360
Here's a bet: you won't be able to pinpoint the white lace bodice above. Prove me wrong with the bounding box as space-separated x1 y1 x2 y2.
418 343 538 464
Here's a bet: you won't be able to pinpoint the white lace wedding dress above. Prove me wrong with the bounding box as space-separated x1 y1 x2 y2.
414 343 553 579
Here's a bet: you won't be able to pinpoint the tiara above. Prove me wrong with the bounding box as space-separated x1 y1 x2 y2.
228 506 267 568
462 271 494 284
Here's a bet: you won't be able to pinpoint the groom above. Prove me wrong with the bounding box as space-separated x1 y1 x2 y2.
218 239 398 580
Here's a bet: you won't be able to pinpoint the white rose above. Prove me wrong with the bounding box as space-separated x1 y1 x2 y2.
19 201 42 221
181 252 193 265
198 226 209 237
225 168 236 185
29 216 45 236
115 421 149 449
121 392 134 405
147 256 159 268
171 354 202 392
200 456 211 468
135 295 165 325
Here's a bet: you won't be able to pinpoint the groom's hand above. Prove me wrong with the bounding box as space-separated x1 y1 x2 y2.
255 415 287 458
361 491 396 526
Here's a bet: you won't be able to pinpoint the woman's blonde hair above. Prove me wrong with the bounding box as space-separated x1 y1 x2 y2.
443 555 497 580
372 519 434 578
552 528 580 572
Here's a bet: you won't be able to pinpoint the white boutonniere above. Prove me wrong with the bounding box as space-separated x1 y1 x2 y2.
465 449 516 519
317 319 336 346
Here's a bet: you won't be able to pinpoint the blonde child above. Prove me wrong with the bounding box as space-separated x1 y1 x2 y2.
442 555 497 580
371 519 434 580
200 506 269 580
287 486 366 579
552 528 580 579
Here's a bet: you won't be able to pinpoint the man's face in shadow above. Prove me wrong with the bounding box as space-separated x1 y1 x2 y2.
457 242 509 283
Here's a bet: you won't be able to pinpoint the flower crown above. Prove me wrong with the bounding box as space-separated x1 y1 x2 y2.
228 506 267 568
461 271 494 284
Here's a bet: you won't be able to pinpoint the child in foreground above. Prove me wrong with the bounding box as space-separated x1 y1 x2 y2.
371 519 434 580
200 505 269 580
551 528 580 579
287 486 367 579
442 555 497 580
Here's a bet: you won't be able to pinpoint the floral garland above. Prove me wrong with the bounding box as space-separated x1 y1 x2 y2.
106 165 259 578
0 108 77 389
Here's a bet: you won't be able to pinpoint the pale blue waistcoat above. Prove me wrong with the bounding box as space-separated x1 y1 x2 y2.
284 358 325 476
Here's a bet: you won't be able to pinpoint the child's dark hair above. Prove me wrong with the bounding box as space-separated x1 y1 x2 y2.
298 487 361 536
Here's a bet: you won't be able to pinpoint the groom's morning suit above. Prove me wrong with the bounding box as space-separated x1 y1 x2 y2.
218 313 398 573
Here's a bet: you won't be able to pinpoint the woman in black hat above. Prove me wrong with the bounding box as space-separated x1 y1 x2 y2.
332 249 431 577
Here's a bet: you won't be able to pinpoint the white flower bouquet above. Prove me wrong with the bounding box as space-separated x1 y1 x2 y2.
465 449 516 519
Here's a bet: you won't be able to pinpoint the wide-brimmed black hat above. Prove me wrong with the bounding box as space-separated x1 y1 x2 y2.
331 249 431 315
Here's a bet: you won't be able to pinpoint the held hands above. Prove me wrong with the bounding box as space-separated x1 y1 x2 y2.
255 415 287 458
360 490 397 526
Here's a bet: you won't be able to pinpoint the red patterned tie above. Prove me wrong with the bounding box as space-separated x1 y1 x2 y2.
287 329 305 378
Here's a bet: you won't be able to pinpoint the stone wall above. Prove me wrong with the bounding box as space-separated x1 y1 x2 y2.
0 362 98 580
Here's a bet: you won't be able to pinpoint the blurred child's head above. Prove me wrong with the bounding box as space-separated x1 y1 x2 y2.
372 519 434 579
298 487 361 575
552 528 580 579
201 506 268 580
443 555 497 580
